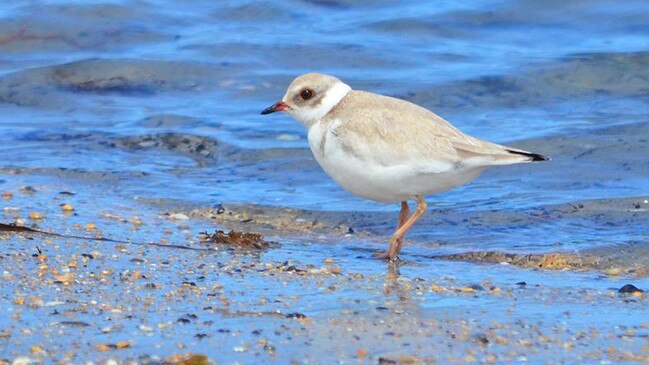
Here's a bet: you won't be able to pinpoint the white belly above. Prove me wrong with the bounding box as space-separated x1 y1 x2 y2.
307 121 484 203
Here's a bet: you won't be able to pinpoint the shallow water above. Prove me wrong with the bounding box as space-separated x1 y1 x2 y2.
1 0 648 362
1 0 647 248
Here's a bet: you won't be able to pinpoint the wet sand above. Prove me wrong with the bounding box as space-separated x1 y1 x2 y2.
2 208 649 364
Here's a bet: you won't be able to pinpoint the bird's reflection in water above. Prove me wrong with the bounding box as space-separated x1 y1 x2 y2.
382 258 424 311
387 259 401 277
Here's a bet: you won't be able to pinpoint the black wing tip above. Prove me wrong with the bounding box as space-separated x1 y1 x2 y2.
506 149 550 162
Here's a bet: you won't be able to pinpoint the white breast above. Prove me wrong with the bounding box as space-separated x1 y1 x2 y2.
307 119 485 203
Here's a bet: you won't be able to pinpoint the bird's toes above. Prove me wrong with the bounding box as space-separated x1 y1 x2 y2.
372 251 392 260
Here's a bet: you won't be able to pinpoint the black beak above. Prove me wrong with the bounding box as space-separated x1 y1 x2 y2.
261 101 287 115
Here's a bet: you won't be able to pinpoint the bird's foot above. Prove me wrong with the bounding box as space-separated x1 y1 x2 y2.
373 251 401 261
374 236 403 260
373 251 391 260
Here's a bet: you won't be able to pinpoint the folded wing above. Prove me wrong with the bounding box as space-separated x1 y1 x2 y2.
329 90 547 173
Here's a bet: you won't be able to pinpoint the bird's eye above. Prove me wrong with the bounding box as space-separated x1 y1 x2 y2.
300 89 314 100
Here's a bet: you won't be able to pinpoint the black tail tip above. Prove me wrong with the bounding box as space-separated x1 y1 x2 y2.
506 149 550 162
528 152 550 162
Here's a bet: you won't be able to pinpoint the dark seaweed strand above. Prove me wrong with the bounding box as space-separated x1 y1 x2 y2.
0 222 209 252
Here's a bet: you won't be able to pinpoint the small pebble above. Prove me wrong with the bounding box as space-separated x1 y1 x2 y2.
12 356 33 365
603 268 622 276
29 212 44 220
60 204 74 212
169 213 189 220
20 186 36 194
618 284 643 294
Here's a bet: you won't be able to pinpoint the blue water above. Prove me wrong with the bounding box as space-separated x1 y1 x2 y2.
0 0 648 235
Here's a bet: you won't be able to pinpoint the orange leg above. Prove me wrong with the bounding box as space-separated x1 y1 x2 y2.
394 201 411 254
375 201 409 260
376 197 427 260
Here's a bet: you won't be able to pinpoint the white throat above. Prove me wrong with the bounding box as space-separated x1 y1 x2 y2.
291 81 351 126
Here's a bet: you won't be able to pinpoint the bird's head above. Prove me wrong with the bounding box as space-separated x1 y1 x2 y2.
261 73 352 126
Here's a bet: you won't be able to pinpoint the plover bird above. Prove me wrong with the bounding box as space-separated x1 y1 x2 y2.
262 73 548 259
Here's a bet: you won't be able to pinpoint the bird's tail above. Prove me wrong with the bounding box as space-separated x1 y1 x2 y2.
505 149 550 162
455 139 550 167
